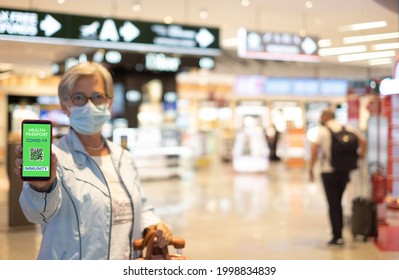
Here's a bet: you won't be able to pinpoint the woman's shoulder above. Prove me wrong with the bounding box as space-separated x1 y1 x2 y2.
106 140 134 160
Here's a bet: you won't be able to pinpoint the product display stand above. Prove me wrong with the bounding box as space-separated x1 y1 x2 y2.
232 128 269 173
131 145 194 180
382 94 399 211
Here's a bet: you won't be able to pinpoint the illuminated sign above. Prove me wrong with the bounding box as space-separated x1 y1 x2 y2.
54 51 214 74
237 28 320 63
0 7 220 56
234 75 347 96
379 78 399 95
145 53 181 72
380 55 399 95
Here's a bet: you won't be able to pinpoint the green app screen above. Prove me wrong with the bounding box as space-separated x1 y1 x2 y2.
22 122 51 178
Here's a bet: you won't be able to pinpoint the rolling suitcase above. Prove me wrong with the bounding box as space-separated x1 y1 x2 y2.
351 197 378 242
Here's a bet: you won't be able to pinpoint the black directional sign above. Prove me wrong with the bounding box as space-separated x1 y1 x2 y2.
0 7 220 56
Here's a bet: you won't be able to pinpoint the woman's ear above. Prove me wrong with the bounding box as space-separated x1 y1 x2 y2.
60 102 70 116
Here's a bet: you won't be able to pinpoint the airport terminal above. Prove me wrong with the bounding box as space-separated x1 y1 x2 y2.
0 0 398 260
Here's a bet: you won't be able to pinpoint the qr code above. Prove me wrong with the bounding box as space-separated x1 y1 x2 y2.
30 148 44 161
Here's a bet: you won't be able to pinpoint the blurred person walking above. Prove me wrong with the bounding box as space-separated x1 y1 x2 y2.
309 108 366 246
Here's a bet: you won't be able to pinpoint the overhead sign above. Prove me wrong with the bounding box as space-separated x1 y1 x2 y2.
54 51 215 74
233 75 347 97
0 7 220 56
237 28 320 63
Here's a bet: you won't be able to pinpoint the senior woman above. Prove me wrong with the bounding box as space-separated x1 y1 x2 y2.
14 62 172 260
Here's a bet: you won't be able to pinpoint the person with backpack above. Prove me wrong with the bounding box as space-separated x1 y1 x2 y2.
309 108 367 246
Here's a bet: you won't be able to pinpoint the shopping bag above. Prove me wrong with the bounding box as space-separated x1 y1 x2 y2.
134 228 189 260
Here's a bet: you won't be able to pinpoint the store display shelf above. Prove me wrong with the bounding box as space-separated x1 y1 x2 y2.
131 146 194 180
131 146 192 157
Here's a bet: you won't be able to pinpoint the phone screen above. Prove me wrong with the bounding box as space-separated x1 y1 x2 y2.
21 120 52 181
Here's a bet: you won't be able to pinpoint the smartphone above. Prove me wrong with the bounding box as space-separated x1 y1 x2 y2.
21 119 52 181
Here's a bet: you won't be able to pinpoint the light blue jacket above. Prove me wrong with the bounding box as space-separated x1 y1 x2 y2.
19 130 161 260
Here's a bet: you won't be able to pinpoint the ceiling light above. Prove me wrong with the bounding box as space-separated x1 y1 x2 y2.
57 0 65 4
318 39 332 48
372 42 399 51
338 20 387 32
305 1 313 9
38 70 47 79
199 9 208 19
241 0 250 7
368 57 393 66
93 49 106 62
105 50 122 64
132 2 141 12
163 16 173 24
319 45 367 56
343 32 399 44
338 50 395 62
51 63 60 74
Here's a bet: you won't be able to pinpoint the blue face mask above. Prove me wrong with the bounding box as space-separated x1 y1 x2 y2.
69 103 111 135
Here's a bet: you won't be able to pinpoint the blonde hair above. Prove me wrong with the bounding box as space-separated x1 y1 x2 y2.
58 62 114 101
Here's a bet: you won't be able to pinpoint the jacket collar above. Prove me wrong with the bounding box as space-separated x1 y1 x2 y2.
62 129 125 175
64 129 92 169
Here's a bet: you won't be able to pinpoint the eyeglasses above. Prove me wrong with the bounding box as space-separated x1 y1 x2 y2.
69 92 108 107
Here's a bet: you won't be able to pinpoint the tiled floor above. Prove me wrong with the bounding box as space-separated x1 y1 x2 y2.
1 158 399 260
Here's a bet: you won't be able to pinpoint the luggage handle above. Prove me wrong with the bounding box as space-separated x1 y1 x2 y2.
133 235 185 250
133 228 186 260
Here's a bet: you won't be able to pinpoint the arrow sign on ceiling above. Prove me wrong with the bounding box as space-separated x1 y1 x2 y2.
196 28 214 48
40 14 62 37
301 37 317 55
120 21 140 42
0 7 220 56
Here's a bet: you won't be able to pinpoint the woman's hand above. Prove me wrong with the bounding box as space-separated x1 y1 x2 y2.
153 223 173 248
13 144 58 192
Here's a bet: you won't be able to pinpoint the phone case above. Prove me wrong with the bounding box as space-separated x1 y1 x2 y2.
21 119 53 181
